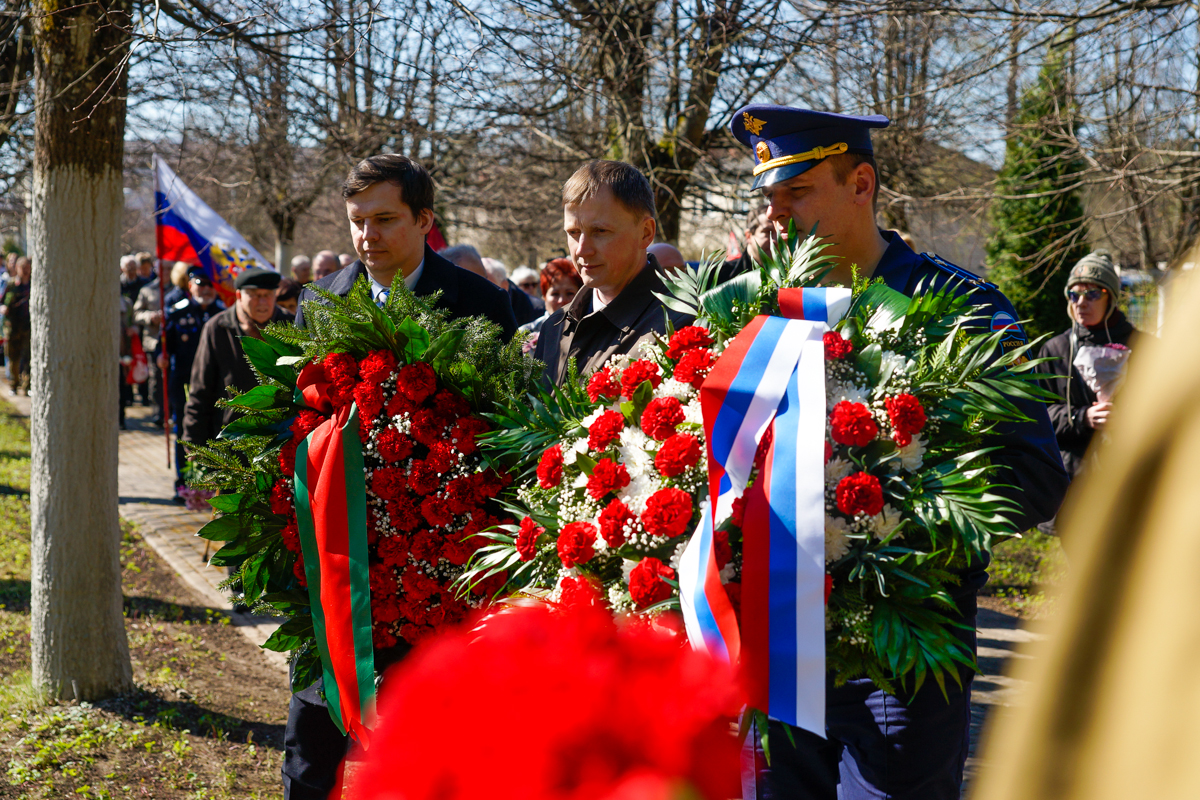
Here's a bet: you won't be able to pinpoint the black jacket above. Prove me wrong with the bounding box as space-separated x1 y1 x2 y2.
294 245 517 341
1038 310 1137 479
182 304 292 445
533 255 691 387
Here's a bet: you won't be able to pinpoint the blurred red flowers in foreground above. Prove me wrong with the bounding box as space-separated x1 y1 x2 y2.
349 606 743 800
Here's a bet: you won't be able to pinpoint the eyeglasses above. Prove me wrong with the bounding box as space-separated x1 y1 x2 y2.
1067 288 1106 303
518 281 539 291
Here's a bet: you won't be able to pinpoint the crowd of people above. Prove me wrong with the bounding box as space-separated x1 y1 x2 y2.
105 109 1146 800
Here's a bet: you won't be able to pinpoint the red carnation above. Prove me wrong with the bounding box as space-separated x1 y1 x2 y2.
293 556 307 587
823 331 853 359
836 471 884 516
352 381 385 421
411 529 443 562
515 516 544 561
730 496 746 528
666 326 714 360
269 479 292 515
433 390 471 421
377 534 411 567
537 445 564 489
655 433 701 478
641 396 686 441
621 359 662 399
442 476 476 515
825 574 834 604
641 487 694 538
473 468 509 501
830 401 878 448
420 494 451 532
407 460 442 496
450 417 490 455
586 459 630 501
558 575 603 610
370 467 408 502
557 521 597 568
598 498 637 547
323 351 359 386
394 362 438 405
586 367 621 403
376 428 415 462
278 439 298 477
673 348 714 388
385 390 417 418
290 408 325 441
409 408 446 448
885 393 927 447
725 582 741 619
425 441 457 474
359 350 397 384
588 410 626 451
387 497 422 532
629 557 676 609
281 519 301 554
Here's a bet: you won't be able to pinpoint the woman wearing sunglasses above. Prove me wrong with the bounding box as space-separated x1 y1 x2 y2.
1038 251 1138 486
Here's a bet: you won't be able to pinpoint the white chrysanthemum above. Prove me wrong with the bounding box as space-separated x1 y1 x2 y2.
827 380 870 409
825 515 851 563
668 539 689 571
620 471 656 514
617 426 655 479
897 434 926 472
870 504 903 540
571 472 588 490
562 436 589 467
621 558 638 584
683 399 704 426
658 378 695 401
719 562 737 583
825 457 853 488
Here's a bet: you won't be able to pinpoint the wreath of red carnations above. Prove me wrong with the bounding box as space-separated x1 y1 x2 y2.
269 350 512 649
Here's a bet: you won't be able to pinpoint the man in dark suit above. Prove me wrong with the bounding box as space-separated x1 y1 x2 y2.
284 154 515 800
293 156 516 340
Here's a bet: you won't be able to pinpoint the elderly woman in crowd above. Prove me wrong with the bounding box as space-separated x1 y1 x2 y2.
519 258 583 351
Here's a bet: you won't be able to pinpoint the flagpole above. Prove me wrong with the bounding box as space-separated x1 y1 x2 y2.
155 155 171 470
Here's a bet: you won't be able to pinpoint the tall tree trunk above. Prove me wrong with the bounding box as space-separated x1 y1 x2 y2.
29 0 133 700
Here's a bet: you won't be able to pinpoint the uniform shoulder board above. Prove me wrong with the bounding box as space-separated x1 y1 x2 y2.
920 253 997 291
173 298 191 311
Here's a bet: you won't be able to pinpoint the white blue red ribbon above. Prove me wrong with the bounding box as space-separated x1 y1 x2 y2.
678 286 851 736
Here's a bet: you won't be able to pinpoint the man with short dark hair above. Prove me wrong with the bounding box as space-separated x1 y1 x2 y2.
294 154 516 340
181 268 289 447
719 202 776 282
284 153 516 800
533 159 690 387
730 104 1067 800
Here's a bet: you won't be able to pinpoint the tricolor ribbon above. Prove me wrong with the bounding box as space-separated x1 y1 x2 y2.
293 362 376 744
679 287 851 736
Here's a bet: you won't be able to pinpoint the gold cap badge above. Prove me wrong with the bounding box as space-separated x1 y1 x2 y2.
743 112 766 136
755 141 771 163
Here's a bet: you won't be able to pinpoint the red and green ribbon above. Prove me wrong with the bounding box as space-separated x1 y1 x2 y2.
293 362 376 744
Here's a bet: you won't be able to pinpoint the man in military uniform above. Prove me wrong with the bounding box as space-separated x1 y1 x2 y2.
159 267 224 497
729 105 1069 800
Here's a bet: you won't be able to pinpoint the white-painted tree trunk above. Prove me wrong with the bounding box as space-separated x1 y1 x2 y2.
30 1 132 701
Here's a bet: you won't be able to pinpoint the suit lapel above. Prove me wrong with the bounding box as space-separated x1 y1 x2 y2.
412 245 461 306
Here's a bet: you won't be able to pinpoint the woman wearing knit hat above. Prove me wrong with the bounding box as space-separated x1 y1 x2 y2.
1037 251 1138 484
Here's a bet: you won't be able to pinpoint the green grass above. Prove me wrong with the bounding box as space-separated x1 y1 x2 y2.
983 529 1068 617
0 400 285 799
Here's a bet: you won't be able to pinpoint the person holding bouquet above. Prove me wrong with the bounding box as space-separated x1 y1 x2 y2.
730 105 1068 800
1037 251 1137 481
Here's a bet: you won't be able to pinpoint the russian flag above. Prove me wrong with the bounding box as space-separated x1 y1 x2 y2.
679 287 851 738
154 154 274 303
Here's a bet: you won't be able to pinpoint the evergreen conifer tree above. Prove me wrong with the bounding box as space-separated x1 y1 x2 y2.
986 41 1088 340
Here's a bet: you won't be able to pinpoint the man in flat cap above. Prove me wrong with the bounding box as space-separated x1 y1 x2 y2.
181 267 290 447
729 105 1069 800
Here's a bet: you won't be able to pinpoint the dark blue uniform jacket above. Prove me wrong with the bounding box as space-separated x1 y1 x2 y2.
161 297 225 389
873 232 1068 592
